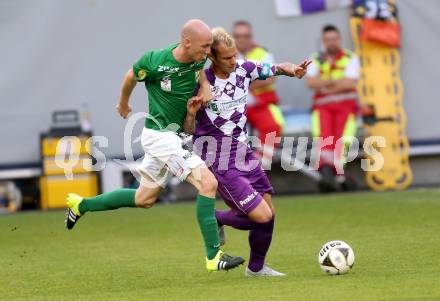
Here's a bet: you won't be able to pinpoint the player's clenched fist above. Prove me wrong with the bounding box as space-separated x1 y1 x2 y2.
116 103 132 119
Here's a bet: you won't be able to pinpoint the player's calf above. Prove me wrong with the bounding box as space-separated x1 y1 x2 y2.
134 190 158 209
135 176 162 208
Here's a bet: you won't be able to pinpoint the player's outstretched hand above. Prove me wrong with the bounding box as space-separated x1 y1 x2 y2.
187 96 203 115
293 60 312 79
116 103 132 119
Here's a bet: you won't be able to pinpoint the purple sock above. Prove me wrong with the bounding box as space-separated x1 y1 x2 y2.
248 217 275 272
215 210 260 230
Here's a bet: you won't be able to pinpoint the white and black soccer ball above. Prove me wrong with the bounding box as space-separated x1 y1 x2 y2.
318 240 355 275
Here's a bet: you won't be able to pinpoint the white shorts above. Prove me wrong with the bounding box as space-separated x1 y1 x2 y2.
138 128 204 187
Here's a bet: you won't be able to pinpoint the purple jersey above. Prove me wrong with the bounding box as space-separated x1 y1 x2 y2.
193 60 276 170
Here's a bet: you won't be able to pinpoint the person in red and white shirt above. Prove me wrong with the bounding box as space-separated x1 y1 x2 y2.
306 24 360 191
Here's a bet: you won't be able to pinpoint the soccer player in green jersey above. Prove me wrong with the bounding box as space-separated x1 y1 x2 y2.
65 19 245 272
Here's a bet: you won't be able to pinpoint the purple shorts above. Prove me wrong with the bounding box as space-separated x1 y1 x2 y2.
212 165 274 216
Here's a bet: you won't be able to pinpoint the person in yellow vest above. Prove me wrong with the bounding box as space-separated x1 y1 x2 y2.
306 25 360 191
232 21 285 163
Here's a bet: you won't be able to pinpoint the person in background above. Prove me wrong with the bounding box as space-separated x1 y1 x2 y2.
306 24 360 192
232 21 285 165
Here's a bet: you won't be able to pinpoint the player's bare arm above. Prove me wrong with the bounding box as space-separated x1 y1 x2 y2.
198 70 214 103
116 68 136 119
275 60 312 78
183 96 203 134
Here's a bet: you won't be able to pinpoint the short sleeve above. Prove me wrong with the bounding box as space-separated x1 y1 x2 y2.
133 51 155 82
344 55 360 79
264 52 276 65
306 60 320 78
241 60 276 82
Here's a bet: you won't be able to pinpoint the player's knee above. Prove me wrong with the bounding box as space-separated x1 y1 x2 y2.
199 173 218 195
253 209 273 223
135 194 157 209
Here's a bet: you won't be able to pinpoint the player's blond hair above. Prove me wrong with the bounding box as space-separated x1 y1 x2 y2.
211 27 235 57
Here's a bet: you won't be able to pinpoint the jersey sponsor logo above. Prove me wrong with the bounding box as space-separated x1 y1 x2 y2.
207 95 247 113
158 65 180 73
160 76 172 91
137 69 147 80
239 191 258 207
182 152 192 161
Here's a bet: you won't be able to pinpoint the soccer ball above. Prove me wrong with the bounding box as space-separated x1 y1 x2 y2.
318 240 355 275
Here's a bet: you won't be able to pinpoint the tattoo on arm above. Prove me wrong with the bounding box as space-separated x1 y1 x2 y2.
183 113 196 135
275 63 295 77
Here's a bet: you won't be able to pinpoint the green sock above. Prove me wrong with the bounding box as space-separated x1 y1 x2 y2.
79 189 136 214
196 194 220 260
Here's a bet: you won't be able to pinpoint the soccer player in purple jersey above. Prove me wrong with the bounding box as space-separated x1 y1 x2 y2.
184 28 310 276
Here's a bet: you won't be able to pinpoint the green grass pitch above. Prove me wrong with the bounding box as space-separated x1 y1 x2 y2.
1 189 440 301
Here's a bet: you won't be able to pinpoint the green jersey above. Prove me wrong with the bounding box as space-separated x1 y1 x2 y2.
133 43 205 133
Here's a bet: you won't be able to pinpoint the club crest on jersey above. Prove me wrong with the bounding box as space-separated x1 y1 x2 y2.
137 69 147 80
160 76 172 91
